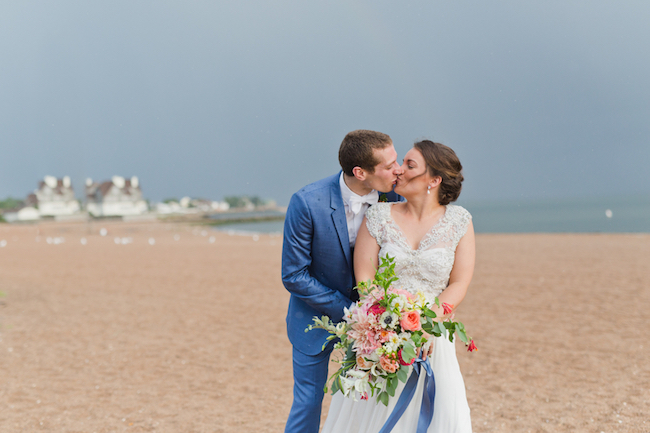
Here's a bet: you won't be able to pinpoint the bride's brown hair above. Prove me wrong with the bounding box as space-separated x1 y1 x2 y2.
414 140 464 206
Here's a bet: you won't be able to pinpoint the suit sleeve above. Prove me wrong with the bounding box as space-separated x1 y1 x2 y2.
281 193 352 322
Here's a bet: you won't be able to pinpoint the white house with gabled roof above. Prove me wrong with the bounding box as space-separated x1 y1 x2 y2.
86 176 148 217
34 175 81 216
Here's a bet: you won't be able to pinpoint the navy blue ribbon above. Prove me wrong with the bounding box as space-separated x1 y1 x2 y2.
378 356 436 433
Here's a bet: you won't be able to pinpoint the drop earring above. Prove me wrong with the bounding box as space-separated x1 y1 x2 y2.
427 186 431 194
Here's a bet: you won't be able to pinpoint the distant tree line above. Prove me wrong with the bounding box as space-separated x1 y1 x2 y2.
0 197 25 222
0 197 24 210
223 195 266 209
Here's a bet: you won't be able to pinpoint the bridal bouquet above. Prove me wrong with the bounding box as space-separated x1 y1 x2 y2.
307 255 476 406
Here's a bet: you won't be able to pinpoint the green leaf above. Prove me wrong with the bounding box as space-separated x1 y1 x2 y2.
345 343 355 361
378 391 389 406
442 321 457 342
386 377 398 397
422 306 437 318
397 365 409 383
331 375 341 395
436 322 447 337
402 342 416 363
458 329 469 344
422 321 434 334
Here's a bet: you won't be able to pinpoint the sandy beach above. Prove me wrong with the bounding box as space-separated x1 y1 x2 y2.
0 221 648 433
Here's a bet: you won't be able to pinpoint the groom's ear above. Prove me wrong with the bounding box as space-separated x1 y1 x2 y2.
352 166 366 181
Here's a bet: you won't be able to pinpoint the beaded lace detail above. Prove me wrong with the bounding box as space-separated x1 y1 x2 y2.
365 203 472 302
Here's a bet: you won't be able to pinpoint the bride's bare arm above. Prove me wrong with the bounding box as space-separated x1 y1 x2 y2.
353 217 380 285
434 220 476 319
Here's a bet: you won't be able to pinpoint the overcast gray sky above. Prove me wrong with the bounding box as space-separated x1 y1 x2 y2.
1 1 648 205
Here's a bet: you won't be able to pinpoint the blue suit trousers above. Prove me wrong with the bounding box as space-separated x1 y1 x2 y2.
284 345 333 433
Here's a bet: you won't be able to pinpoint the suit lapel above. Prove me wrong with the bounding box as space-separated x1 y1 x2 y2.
330 174 352 268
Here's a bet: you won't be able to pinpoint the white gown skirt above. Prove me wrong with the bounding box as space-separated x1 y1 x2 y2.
321 335 472 433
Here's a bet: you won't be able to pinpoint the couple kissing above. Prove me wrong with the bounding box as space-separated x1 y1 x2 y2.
282 130 475 433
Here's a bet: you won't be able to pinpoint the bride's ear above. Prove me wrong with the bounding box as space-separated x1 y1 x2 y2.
429 176 442 189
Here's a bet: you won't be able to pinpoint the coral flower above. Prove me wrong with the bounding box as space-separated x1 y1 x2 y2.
400 310 421 331
467 340 478 352
442 303 454 315
379 355 399 373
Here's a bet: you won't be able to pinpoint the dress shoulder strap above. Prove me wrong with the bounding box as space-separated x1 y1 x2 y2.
445 205 472 246
365 202 392 245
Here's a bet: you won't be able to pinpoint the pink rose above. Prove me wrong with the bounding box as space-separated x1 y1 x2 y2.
400 310 421 331
393 288 414 301
379 355 398 373
368 304 386 316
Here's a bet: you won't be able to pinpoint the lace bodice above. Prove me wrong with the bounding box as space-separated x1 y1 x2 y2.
365 203 472 302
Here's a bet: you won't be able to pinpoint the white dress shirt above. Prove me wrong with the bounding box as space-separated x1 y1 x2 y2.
339 172 379 247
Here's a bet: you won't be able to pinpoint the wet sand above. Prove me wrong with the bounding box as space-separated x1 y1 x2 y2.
0 222 648 432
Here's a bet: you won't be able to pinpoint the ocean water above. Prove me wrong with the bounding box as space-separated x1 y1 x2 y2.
462 195 650 233
215 195 650 234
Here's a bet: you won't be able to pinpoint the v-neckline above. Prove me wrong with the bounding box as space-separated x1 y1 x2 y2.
388 204 448 252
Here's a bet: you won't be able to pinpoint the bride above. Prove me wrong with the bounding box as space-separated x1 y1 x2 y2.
321 140 475 433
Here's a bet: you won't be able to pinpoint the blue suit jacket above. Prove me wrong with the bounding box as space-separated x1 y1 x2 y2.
282 172 401 355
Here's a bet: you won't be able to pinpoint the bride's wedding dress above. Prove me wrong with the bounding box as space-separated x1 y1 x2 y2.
321 202 473 433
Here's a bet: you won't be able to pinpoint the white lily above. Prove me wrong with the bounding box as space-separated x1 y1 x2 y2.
339 374 356 396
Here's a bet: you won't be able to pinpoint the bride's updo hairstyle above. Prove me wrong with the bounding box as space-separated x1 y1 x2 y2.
414 140 464 205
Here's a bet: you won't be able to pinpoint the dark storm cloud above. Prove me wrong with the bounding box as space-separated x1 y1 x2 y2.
1 1 648 204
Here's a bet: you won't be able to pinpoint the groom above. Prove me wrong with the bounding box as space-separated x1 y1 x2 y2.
282 130 403 433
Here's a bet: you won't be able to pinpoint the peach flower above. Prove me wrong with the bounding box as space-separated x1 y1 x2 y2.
356 355 374 370
379 355 399 373
400 310 421 332
378 329 396 343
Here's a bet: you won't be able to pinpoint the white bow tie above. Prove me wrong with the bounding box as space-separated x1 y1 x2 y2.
348 191 379 215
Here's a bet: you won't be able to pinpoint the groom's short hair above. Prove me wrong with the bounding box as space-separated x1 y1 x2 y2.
339 130 392 176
